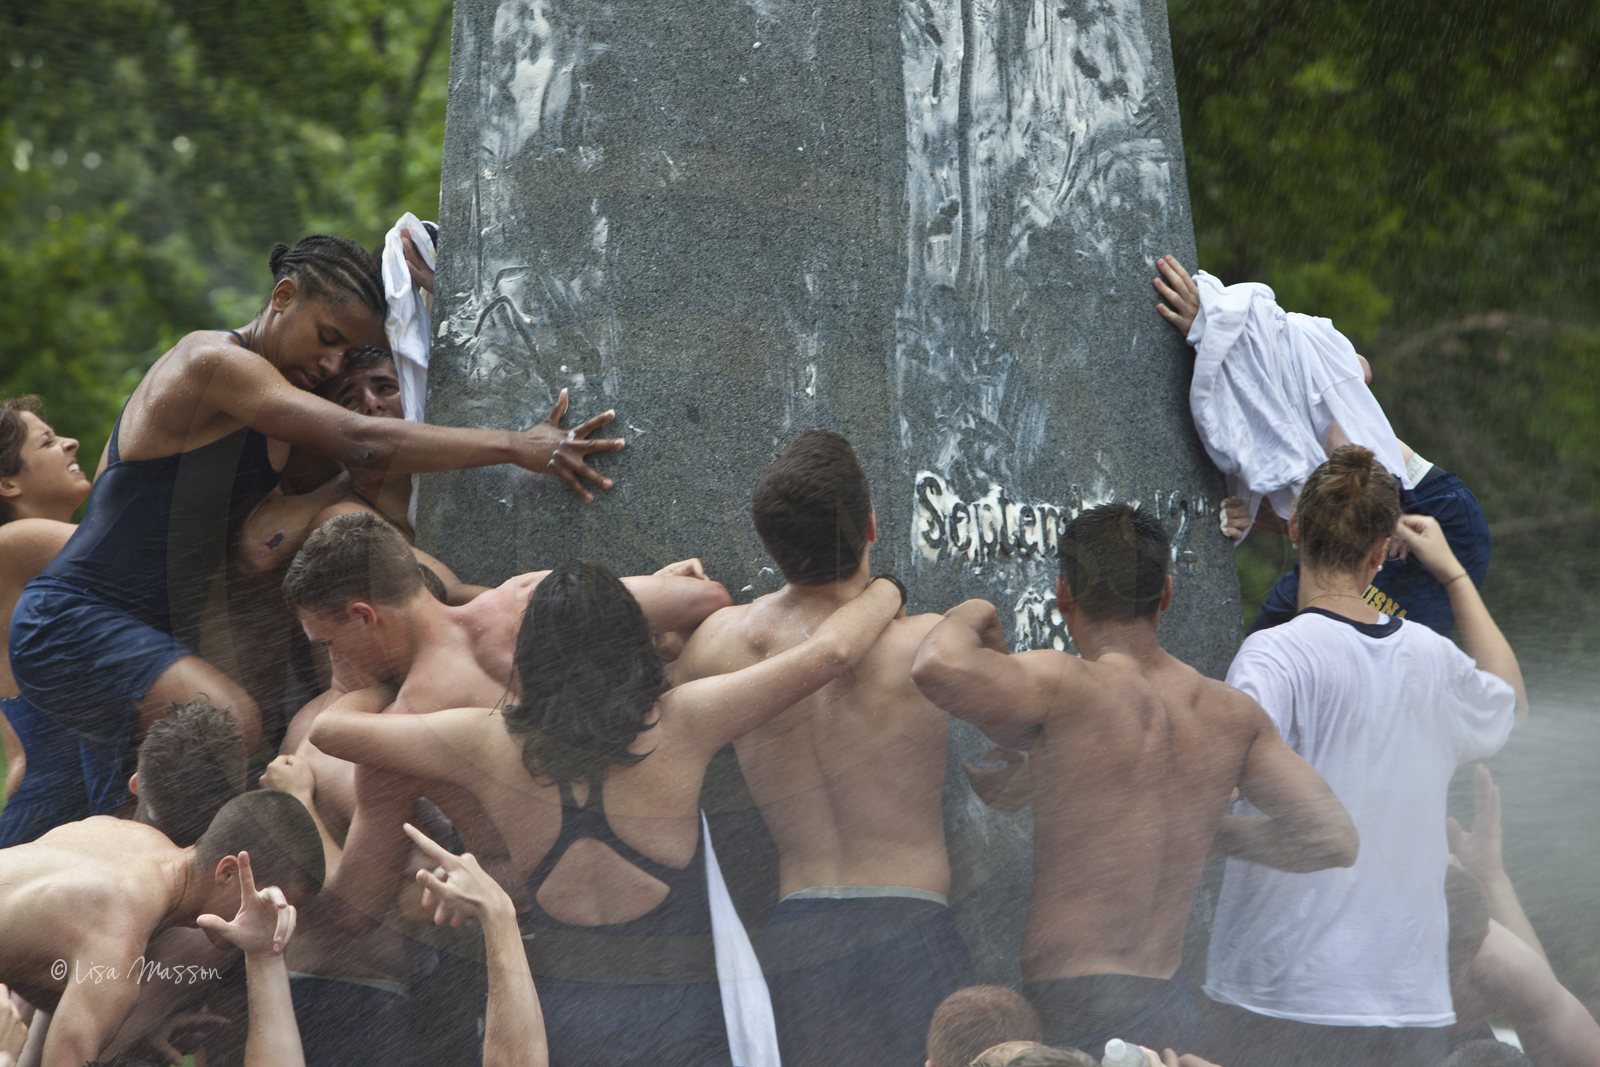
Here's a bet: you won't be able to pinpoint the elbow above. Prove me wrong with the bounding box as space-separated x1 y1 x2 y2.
1327 821 1360 869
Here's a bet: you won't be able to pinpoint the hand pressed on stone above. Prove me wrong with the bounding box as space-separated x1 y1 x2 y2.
1154 255 1201 337
519 389 625 502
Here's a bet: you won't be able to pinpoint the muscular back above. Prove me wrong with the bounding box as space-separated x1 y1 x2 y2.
679 589 951 898
1023 653 1255 981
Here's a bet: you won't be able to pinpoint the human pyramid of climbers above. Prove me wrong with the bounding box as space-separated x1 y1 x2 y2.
0 229 1589 1067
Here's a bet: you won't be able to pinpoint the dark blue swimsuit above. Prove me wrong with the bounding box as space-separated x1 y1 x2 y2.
523 777 730 1067
9 377 281 820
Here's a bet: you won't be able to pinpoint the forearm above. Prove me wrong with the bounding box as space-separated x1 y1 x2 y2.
244 954 304 1067
1447 579 1527 718
1478 870 1548 961
1213 813 1354 873
483 910 547 1067
811 579 901 669
1516 992 1600 1067
358 421 521 475
623 575 733 635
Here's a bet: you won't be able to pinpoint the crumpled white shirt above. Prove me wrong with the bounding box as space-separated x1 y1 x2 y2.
1187 271 1410 536
380 213 436 527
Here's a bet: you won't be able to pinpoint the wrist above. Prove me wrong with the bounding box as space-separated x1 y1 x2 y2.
1439 569 1471 588
873 574 908 609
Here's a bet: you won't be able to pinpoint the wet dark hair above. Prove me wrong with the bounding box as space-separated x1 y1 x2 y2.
135 698 248 848
0 394 44 525
502 559 668 787
315 345 396 403
751 429 873 586
926 985 1044 1067
283 512 423 616
1058 503 1169 620
1294 445 1402 574
419 562 448 603
195 790 325 897
268 234 385 320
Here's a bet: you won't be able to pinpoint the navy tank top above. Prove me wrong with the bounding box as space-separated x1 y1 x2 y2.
42 400 282 650
523 776 715 985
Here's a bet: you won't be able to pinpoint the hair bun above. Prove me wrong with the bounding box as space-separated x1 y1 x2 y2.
268 242 291 277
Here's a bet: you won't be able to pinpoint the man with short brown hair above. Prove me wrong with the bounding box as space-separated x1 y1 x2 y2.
677 428 970 1067
914 502 1358 1059
131 698 248 847
926 985 1044 1067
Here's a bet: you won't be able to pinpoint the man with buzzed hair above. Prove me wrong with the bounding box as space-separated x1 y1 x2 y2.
675 428 970 1067
0 790 323 1067
913 502 1359 1059
130 697 249 847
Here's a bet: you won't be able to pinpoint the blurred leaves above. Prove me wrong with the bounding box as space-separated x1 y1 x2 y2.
0 0 452 464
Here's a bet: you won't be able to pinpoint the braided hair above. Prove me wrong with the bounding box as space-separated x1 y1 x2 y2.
267 235 385 319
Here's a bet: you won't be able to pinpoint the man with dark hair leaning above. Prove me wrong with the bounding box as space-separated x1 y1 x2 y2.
912 503 1358 1059
0 790 323 1067
675 428 971 1067
129 698 249 847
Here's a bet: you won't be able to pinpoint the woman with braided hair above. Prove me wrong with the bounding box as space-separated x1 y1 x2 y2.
8 234 623 834
1202 445 1527 1067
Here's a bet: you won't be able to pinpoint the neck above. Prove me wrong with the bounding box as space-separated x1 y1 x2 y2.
9 498 79 524
166 851 208 927
400 592 459 672
1068 614 1168 663
780 563 874 606
1298 562 1380 622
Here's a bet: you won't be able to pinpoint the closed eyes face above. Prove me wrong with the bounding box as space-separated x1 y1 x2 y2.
271 286 386 392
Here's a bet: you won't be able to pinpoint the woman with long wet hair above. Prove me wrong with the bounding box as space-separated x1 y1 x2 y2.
8 234 623 827
311 559 907 1066
1203 445 1527 1067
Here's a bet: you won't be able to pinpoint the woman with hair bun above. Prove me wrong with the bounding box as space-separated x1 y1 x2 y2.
8 234 624 831
1202 445 1527 1067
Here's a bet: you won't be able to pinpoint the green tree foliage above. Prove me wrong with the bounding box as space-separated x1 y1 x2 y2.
1167 0 1600 622
0 0 452 464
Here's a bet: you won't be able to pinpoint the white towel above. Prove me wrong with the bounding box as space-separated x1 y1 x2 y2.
703 812 781 1067
380 213 436 528
1187 271 1410 540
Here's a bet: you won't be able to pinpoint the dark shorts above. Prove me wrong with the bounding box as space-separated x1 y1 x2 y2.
9 577 192 813
0 694 91 846
535 973 730 1067
1250 468 1490 637
760 892 974 1067
1203 998 1450 1067
1025 966 1203 1061
290 974 414 1067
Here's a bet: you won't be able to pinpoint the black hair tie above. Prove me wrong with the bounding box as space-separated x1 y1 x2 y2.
875 574 908 609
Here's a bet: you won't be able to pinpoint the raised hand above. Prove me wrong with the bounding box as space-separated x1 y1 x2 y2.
1153 255 1201 337
403 823 517 928
196 852 297 958
400 229 435 295
1393 514 1467 585
519 389 626 502
1220 497 1251 542
1447 763 1505 886
259 754 315 805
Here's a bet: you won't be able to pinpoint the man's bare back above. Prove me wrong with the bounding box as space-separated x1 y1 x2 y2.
677 578 951 898
915 593 1355 984
1014 651 1260 980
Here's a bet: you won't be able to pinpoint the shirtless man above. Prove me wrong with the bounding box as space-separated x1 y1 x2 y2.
912 502 1358 1058
673 428 970 1067
279 511 731 923
0 790 323 1067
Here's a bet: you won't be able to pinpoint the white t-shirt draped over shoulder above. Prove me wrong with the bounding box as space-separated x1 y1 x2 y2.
1205 610 1516 1028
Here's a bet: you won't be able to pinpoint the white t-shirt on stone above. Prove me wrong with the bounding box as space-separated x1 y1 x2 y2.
1205 609 1516 1028
1186 272 1412 534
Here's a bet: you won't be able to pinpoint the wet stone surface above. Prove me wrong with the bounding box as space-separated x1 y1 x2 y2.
419 0 1238 984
